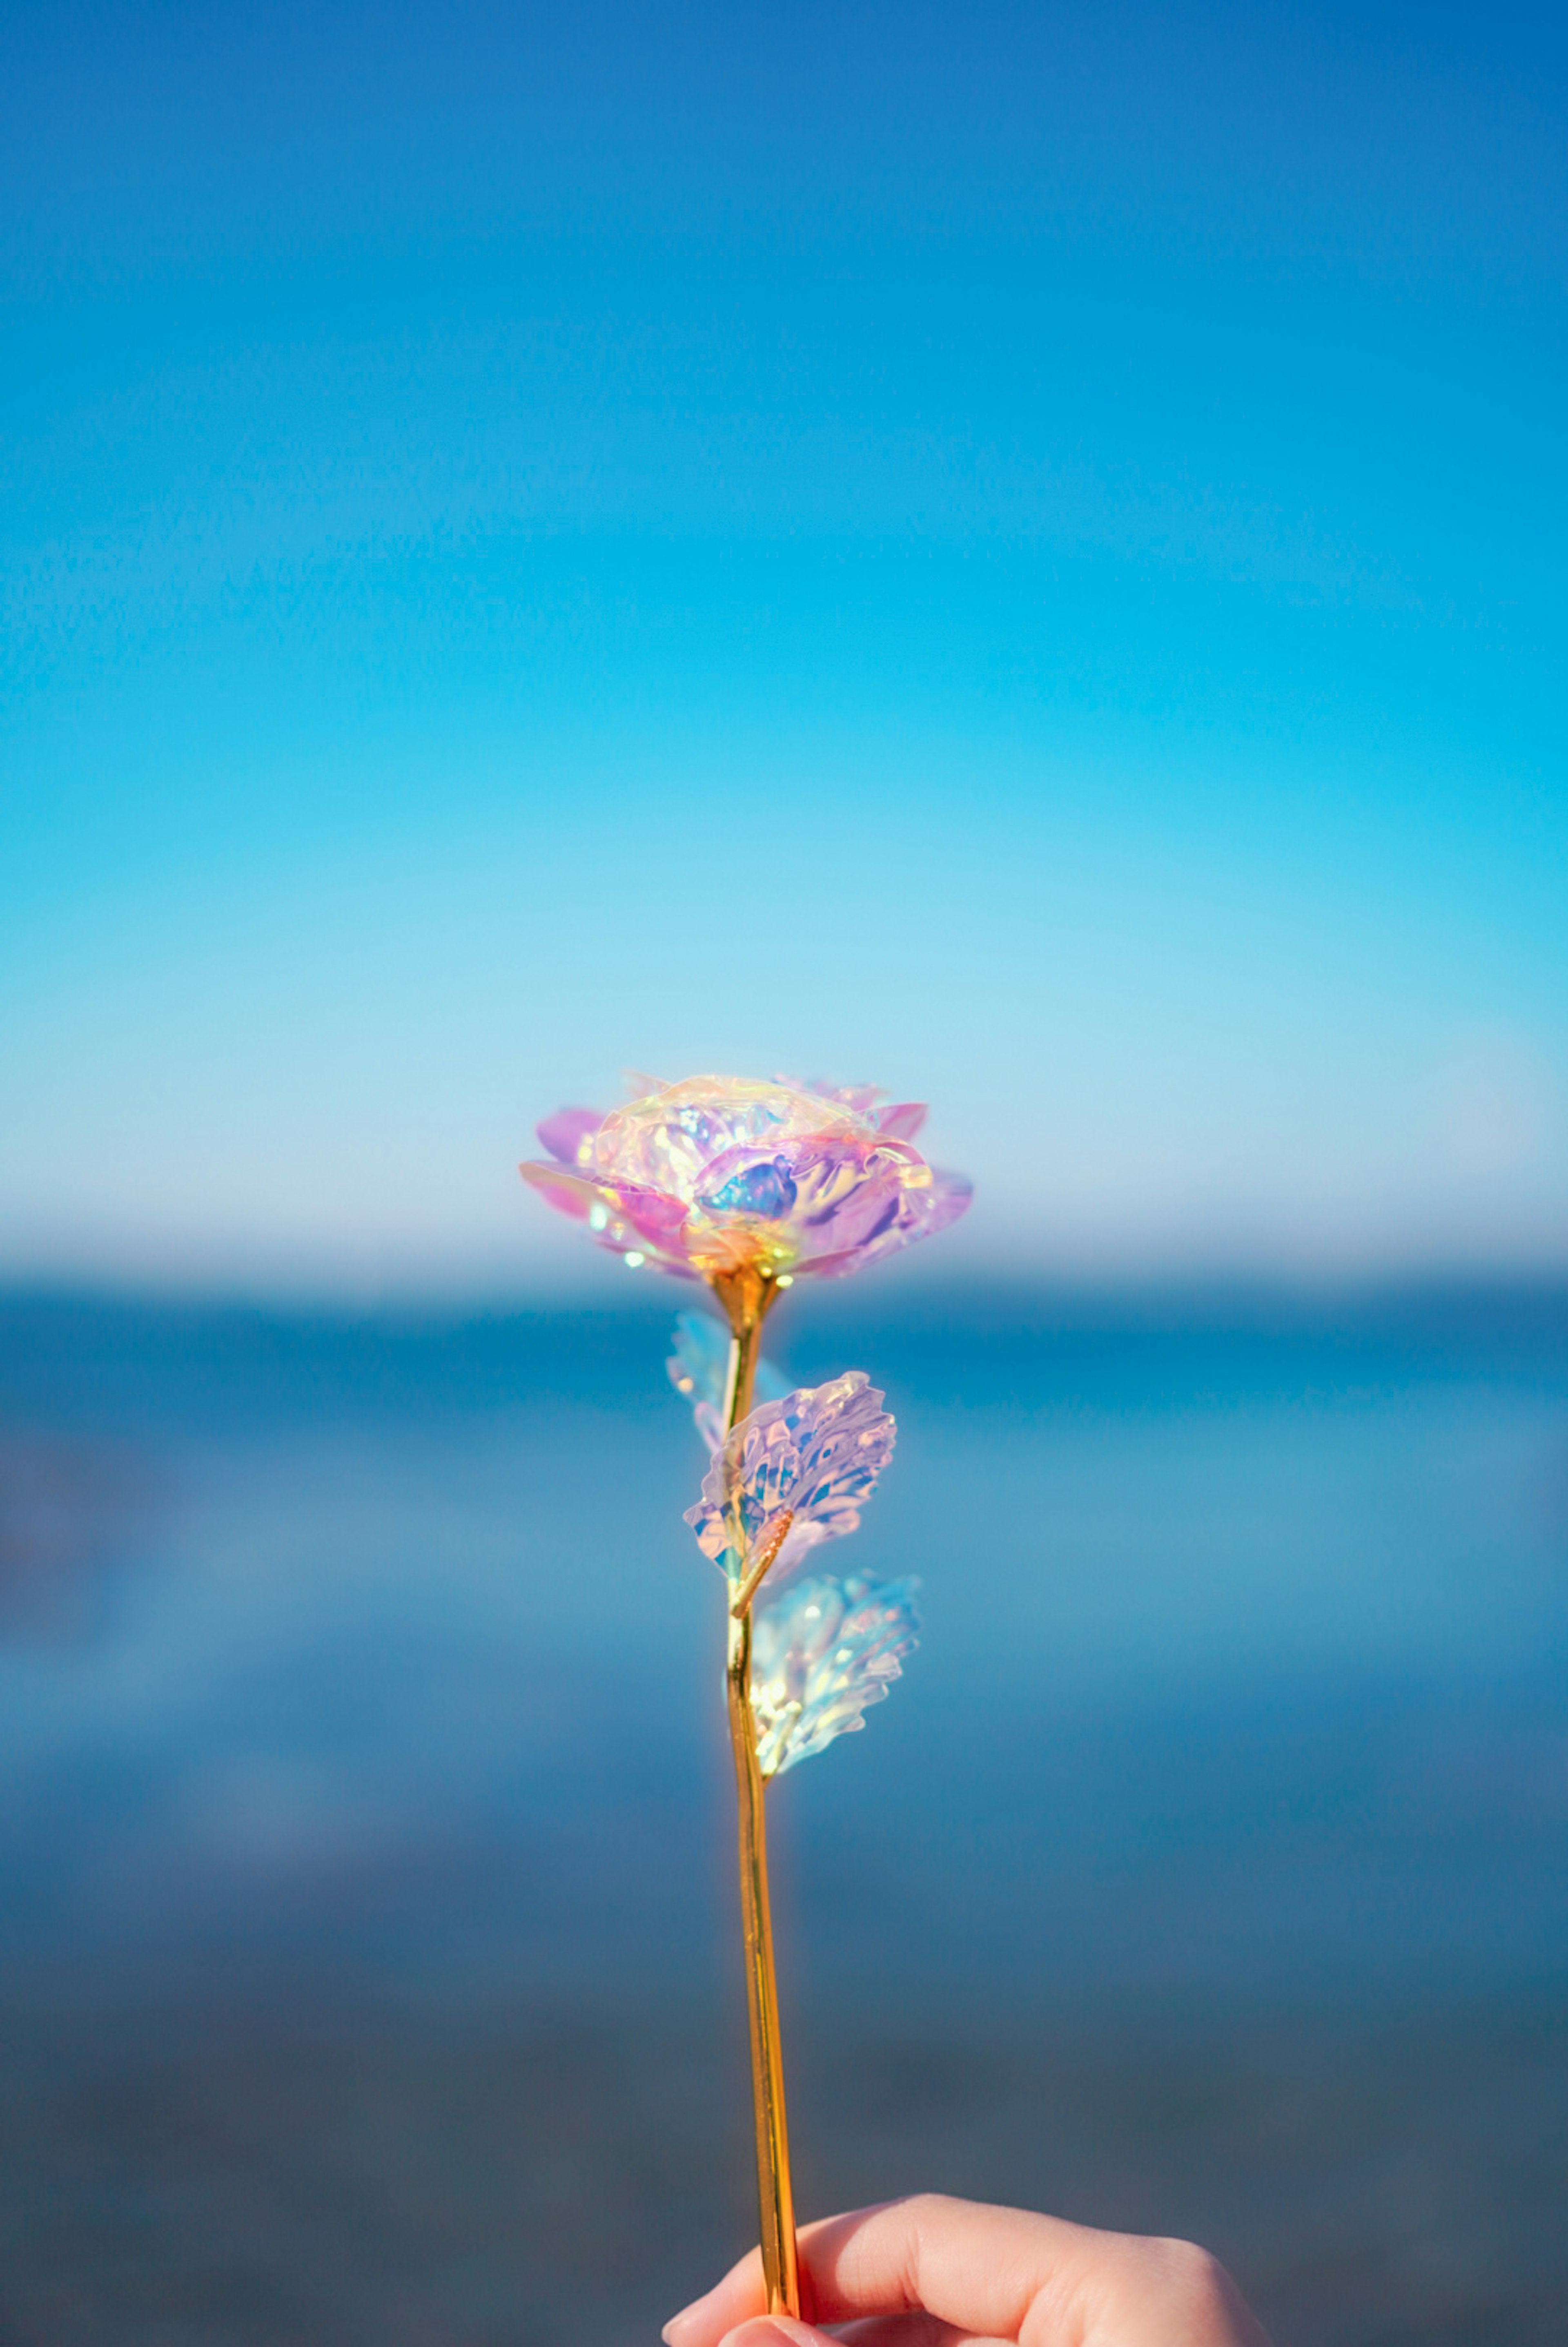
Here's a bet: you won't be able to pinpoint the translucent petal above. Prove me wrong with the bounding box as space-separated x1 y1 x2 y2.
685 1372 895 1582
518 1162 701 1275
798 1162 972 1279
535 1107 604 1168
789 1083 924 1139
751 1572 921 1778
518 1159 598 1223
595 1077 867 1201
793 1078 885 1115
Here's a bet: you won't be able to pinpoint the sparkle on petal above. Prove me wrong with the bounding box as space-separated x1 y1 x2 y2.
750 1572 922 1778
685 1372 895 1586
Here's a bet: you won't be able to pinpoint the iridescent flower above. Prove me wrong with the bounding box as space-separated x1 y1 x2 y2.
686 1372 895 1590
751 1573 922 1778
666 1310 789 1452
521 1075 969 1285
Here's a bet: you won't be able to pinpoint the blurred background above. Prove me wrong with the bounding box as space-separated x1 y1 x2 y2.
2 1 1566 2340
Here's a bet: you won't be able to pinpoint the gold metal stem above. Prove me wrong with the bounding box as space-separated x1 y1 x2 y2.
731 1509 795 1620
726 1602 799 2316
715 1263 771 1426
711 1266 799 2319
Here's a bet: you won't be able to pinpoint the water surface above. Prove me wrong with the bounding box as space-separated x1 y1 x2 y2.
0 1284 1564 2343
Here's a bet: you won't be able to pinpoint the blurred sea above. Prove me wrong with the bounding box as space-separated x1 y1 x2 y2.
0 1281 1564 2346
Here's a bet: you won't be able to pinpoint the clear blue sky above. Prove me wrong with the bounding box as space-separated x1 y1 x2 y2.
2 0 1565 1292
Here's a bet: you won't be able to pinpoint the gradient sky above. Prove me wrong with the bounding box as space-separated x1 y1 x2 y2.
3 0 1566 1290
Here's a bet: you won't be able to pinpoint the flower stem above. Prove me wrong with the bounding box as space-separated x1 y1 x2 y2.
713 1268 799 2319
730 1508 795 1620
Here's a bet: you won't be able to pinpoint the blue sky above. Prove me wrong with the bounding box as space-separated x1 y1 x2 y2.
2 0 1565 1291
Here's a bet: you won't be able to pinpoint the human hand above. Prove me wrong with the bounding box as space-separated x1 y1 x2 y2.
662 2193 1274 2347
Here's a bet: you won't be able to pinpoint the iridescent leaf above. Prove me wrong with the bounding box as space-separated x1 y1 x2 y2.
665 1312 790 1452
685 1373 895 1584
751 1572 921 1778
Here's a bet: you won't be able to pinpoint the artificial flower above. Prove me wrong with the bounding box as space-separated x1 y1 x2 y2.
521 1075 969 1284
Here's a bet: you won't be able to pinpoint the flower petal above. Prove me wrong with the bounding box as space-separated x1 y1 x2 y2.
595 1076 868 1199
535 1107 604 1168
919 1165 973 1240
791 1160 972 1278
519 1162 700 1274
518 1159 599 1222
795 1078 884 1116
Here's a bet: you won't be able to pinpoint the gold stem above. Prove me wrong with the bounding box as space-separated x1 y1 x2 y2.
717 1270 768 1426
712 1267 799 2319
730 1508 795 1620
726 1604 799 2316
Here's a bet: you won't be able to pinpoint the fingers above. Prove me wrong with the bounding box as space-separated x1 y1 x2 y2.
715 2321 982 2347
713 2322 830 2347
836 2320 1004 2347
664 2193 1103 2345
800 2194 1101 2332
663 2244 770 2344
664 2195 1273 2347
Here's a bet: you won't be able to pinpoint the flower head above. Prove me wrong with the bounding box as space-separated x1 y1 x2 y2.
521 1075 969 1285
751 1572 921 1778
686 1371 895 1588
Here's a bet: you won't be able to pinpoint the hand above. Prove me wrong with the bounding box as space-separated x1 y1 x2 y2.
662 2193 1274 2347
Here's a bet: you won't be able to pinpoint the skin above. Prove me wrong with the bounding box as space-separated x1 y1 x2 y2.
662 2194 1274 2347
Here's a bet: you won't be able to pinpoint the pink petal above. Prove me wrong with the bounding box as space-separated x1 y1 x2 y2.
519 1160 598 1221
520 1161 700 1275
609 1182 693 1250
535 1107 604 1167
804 1080 881 1115
924 1166 973 1230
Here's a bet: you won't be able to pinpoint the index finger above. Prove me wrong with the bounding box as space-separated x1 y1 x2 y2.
664 2193 1111 2344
